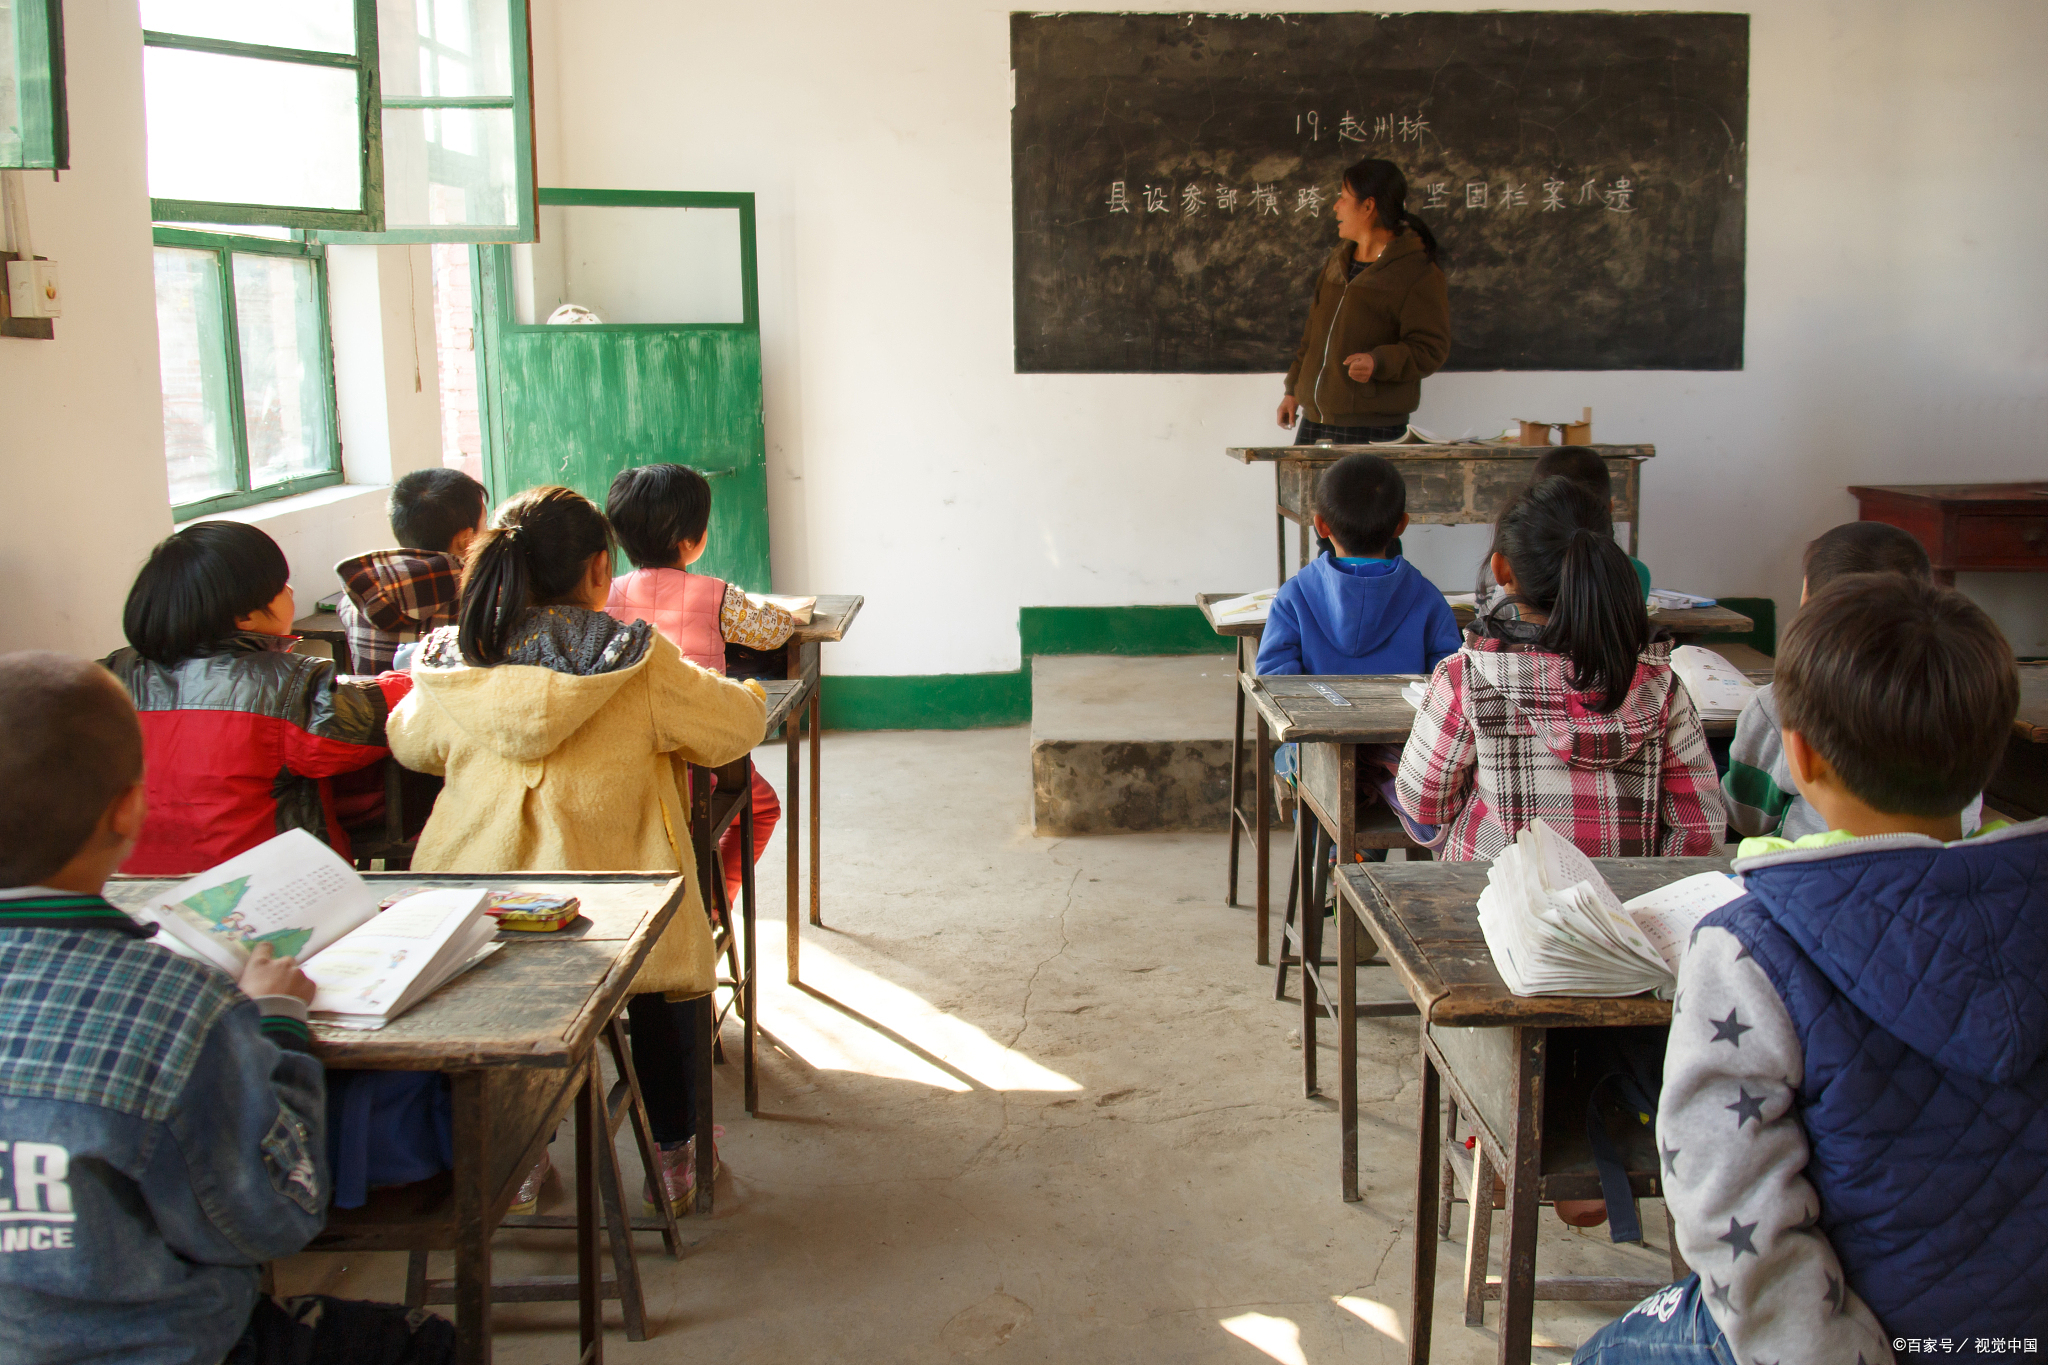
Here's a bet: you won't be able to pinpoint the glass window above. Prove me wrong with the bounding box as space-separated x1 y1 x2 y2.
143 3 382 231
152 229 342 517
320 0 535 243
513 204 745 325
0 0 68 170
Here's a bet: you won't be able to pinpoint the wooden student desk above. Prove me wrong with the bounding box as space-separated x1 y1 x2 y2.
770 595 864 985
1246 676 1430 1100
1226 443 1654 582
1989 661 2048 821
105 872 692 1365
1848 481 2048 586
1336 857 1730 1365
1203 584 1769 970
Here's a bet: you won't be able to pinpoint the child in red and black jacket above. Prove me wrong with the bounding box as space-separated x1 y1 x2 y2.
102 522 411 875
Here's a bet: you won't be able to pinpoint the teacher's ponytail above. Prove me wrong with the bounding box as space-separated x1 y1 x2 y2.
1343 157 1440 266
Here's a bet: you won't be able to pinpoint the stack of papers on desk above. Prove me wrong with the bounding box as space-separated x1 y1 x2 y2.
1476 820 1745 997
1401 680 1428 711
1647 588 1718 611
1670 645 1759 722
138 830 500 1029
1211 589 1278 624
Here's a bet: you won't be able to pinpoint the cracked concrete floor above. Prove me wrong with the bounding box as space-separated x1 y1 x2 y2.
278 726 1682 1363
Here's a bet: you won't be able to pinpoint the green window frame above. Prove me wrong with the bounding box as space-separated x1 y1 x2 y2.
1 0 68 169
316 0 536 244
154 227 343 519
144 0 384 232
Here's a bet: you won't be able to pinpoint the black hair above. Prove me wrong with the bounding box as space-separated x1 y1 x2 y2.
457 486 616 666
1490 477 1651 713
1314 453 1407 557
123 521 291 665
1778 574 2015 817
0 652 144 886
1529 446 1612 506
1802 522 1931 597
390 468 489 553
605 464 712 569
1342 158 1440 265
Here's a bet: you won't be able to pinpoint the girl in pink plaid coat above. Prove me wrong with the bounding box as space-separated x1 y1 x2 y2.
1396 478 1723 861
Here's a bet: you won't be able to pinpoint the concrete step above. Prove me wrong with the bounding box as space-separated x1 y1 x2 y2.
1031 654 1248 835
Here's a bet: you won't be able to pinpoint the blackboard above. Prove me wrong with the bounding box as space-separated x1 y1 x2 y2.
1011 12 1749 374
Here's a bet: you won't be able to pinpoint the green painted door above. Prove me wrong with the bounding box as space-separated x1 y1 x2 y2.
474 189 768 590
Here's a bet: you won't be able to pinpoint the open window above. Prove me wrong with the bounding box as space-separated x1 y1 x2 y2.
153 227 341 517
142 0 383 231
0 0 67 169
318 0 536 243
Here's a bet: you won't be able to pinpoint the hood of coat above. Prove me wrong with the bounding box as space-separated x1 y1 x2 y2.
1460 637 1677 771
1295 554 1442 658
410 608 656 763
1732 820 2048 1083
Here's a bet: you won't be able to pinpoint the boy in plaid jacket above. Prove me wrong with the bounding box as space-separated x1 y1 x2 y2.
336 469 488 672
0 652 452 1365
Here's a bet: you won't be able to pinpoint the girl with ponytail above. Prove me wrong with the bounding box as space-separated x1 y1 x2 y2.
1395 477 1723 860
1277 157 1453 443
388 484 769 1213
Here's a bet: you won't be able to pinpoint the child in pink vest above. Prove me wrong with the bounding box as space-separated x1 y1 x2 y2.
604 464 795 912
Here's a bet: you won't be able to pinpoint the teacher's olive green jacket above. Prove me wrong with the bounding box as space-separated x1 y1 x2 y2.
1285 231 1451 427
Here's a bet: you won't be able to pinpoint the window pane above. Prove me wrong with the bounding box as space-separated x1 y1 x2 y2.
154 248 239 505
1 0 64 169
232 253 333 488
381 106 517 230
156 221 296 239
517 205 746 325
377 0 512 98
145 47 363 210
140 0 356 54
0 0 21 165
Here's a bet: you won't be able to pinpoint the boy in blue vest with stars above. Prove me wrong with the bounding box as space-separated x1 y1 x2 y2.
1576 573 2048 1364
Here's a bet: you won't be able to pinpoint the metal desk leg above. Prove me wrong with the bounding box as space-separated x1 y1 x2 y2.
1339 892 1359 1201
1254 709 1272 965
1497 1028 1546 1365
787 682 802 985
1411 1049 1441 1365
808 690 822 927
1464 1139 1496 1327
575 1065 602 1365
451 1074 492 1365
740 787 758 1116
1226 641 1246 908
1299 814 1322 1098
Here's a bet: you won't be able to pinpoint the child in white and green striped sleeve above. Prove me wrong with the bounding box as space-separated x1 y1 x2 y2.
1723 521 1984 839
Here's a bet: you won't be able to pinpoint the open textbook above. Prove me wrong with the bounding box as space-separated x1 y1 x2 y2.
1476 820 1745 997
1669 645 1759 723
1210 588 1279 624
1367 424 1485 446
750 593 816 625
136 829 498 1029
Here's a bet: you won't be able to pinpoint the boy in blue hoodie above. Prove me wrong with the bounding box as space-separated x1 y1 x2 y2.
1256 451 1461 679
1575 574 2047 1365
0 651 453 1365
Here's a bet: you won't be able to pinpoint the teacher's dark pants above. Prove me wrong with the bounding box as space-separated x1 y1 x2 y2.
1294 419 1406 444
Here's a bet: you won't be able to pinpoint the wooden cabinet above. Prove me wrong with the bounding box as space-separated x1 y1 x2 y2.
1848 482 2048 584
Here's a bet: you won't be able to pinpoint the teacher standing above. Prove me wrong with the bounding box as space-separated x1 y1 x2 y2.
1277 158 1451 444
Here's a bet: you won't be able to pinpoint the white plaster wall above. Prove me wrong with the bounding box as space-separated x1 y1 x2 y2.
0 0 171 659
529 0 2048 671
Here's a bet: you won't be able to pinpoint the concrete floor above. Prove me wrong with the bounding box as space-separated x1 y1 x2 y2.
279 726 1680 1363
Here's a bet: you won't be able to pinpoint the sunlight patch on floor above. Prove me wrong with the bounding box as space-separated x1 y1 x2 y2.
1220 1312 1309 1365
761 943 1082 1093
1334 1294 1406 1343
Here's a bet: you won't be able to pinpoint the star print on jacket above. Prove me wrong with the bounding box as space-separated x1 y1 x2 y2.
1654 924 1894 1365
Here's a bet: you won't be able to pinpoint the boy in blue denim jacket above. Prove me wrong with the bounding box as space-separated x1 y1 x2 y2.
0 652 452 1365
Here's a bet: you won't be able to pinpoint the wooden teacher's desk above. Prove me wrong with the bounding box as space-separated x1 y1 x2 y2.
106 872 692 1365
1226 443 1655 581
1336 857 1728 1365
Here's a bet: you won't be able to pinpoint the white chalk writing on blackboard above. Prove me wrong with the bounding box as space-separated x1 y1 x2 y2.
1096 175 1651 222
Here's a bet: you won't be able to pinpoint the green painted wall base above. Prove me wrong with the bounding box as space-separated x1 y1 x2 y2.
820 604 1218 732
